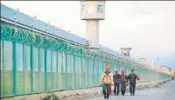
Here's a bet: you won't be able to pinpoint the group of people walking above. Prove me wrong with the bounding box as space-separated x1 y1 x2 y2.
101 64 140 99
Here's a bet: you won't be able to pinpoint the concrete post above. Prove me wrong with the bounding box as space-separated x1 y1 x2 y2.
86 20 99 48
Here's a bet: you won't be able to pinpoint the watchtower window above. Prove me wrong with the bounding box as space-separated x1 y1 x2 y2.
97 4 104 13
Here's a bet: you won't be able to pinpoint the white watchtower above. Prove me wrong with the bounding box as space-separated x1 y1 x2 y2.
80 1 105 49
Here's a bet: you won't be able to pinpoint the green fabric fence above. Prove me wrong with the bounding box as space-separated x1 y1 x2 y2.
0 23 170 98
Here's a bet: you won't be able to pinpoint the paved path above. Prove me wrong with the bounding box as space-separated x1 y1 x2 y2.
84 80 175 100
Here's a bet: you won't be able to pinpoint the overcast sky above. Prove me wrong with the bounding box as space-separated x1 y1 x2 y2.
1 1 175 68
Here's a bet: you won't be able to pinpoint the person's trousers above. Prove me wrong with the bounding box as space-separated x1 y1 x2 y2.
102 84 110 99
114 83 120 96
121 83 126 96
130 83 136 96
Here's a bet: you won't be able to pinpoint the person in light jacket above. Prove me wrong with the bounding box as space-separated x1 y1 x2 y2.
101 64 113 99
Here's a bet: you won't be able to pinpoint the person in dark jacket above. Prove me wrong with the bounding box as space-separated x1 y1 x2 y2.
113 69 121 96
128 69 138 96
120 69 128 96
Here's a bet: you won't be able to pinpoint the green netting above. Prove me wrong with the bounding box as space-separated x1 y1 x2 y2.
32 47 40 93
16 43 25 95
23 45 32 93
3 40 13 96
39 48 45 92
0 23 170 98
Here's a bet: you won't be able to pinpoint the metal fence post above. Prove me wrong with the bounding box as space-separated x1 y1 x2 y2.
1 40 5 97
22 44 26 94
44 49 47 91
12 41 17 96
38 48 41 92
30 45 33 93
56 52 58 89
73 55 76 89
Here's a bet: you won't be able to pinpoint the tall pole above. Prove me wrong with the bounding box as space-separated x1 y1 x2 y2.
152 60 154 70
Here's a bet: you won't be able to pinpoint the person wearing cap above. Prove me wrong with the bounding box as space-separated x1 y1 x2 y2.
113 69 121 96
128 69 139 96
120 69 128 96
100 64 113 99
